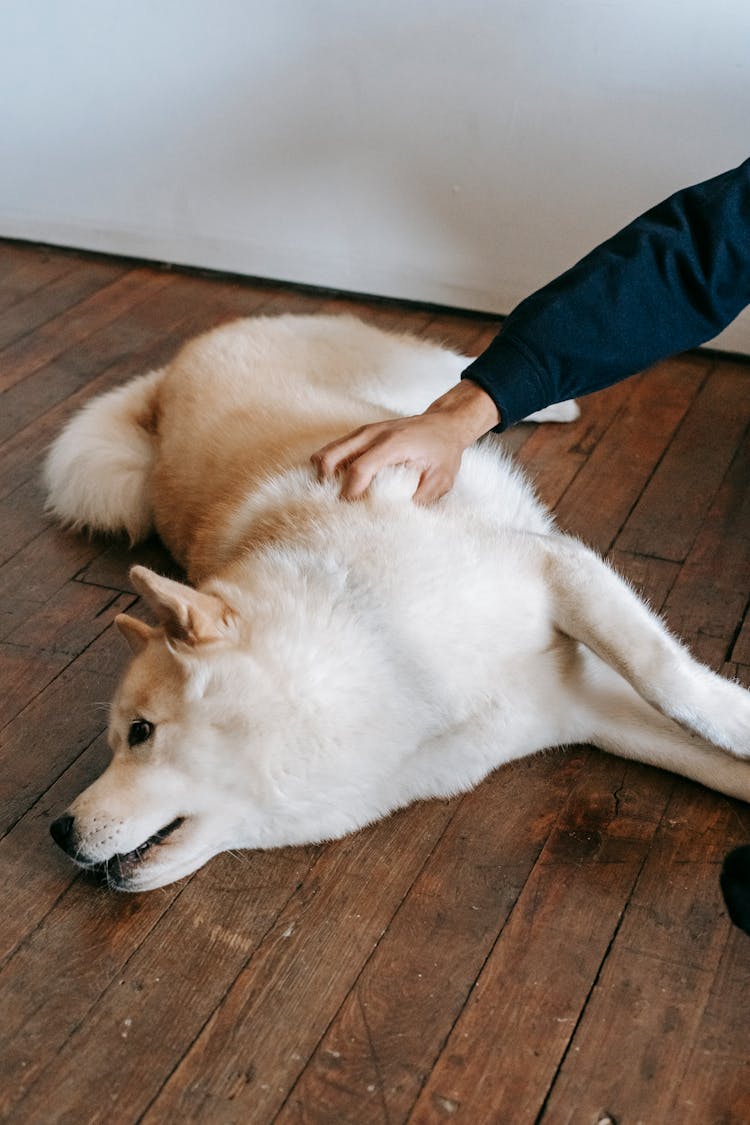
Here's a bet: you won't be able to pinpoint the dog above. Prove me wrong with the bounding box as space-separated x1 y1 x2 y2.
44 314 750 893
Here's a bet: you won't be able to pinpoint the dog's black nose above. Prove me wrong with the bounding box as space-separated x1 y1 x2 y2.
50 814 76 853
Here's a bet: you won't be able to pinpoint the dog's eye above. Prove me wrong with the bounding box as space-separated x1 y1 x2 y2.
128 718 154 747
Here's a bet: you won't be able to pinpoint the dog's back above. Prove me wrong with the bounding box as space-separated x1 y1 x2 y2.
46 315 552 580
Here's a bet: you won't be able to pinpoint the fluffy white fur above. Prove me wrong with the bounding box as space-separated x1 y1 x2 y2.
44 315 750 891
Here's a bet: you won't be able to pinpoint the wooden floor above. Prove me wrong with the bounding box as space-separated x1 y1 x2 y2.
1 240 749 1125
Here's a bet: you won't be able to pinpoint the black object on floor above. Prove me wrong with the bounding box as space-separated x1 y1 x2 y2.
720 846 750 935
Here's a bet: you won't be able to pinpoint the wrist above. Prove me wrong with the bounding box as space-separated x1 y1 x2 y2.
425 379 501 442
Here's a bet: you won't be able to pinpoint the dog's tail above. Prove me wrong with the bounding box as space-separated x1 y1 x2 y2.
44 368 165 543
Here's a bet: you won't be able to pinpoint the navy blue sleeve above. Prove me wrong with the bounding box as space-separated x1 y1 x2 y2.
462 157 750 429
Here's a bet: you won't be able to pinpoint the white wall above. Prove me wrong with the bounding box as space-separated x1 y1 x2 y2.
2 0 749 351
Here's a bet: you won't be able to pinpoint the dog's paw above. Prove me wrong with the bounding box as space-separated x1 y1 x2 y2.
691 672 750 759
523 400 581 425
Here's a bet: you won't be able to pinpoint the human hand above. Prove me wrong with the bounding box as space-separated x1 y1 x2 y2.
311 379 500 503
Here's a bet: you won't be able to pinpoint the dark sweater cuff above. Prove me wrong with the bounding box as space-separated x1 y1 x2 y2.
460 332 551 431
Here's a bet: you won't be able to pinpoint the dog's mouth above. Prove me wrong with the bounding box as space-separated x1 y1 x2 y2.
93 816 186 885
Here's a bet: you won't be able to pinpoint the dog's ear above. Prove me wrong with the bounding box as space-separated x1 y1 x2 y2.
129 565 232 646
115 613 156 654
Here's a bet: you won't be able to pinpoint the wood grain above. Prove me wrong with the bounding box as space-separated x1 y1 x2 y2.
537 783 750 1124
615 363 749 561
407 755 676 1124
275 750 584 1125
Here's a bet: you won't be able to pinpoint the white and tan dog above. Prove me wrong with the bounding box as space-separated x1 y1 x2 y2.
45 315 750 891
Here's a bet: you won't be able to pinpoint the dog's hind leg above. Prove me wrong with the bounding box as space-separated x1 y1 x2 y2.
568 648 750 802
541 533 750 759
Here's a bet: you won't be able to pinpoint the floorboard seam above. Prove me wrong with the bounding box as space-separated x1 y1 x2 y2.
531 782 676 1124
0 262 80 318
0 592 138 738
0 267 171 381
0 728 107 845
271 798 469 1124
398 753 593 1123
0 267 130 357
133 846 328 1124
7 873 196 1122
605 365 714 556
0 875 80 975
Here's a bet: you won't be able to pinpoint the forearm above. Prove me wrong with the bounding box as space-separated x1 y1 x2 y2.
464 157 750 429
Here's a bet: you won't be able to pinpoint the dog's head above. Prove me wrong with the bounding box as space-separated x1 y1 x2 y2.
50 557 412 891
50 565 276 891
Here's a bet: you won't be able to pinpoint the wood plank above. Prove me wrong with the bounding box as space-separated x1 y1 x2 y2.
274 750 584 1125
0 622 129 839
72 536 178 593
0 241 55 281
0 523 110 637
0 733 192 1118
664 661 750 1121
0 584 132 729
0 871 183 1121
407 754 675 1124
0 265 173 393
0 256 129 351
0 732 115 968
0 244 80 310
0 297 177 503
420 312 499 357
537 783 750 1125
615 363 750 561
0 478 55 569
667 927 750 1124
551 355 706 550
660 424 750 663
0 270 265 455
14 802 455 1125
0 802 320 1121
0 645 71 731
0 276 323 490
514 370 644 516
606 550 681 615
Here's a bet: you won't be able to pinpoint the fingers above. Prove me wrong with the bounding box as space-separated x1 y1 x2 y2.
312 421 411 500
340 443 398 499
310 415 459 503
311 426 374 480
